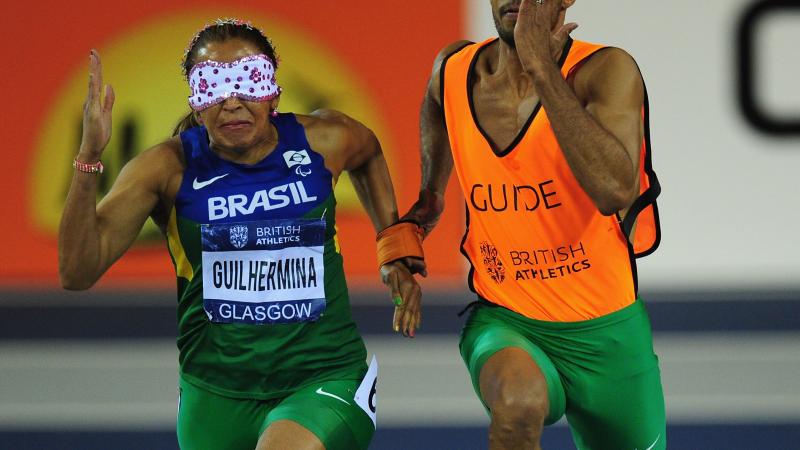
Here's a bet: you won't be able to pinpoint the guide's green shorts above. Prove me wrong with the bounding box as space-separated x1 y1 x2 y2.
177 377 375 450
460 298 666 450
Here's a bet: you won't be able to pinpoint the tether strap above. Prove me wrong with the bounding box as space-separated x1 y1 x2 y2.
376 221 425 268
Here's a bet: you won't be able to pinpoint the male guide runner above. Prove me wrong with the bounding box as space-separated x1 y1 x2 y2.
403 1 664 448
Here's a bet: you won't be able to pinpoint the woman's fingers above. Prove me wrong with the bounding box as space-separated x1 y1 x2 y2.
92 50 104 98
86 54 96 109
399 277 421 337
387 270 403 332
381 263 423 338
104 84 115 115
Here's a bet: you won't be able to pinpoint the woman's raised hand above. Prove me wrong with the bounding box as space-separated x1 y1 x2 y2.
79 50 115 160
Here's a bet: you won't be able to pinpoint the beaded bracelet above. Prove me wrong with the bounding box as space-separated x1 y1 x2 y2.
73 158 104 174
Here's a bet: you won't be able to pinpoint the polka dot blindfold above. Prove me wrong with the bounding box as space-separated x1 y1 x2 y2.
188 54 280 111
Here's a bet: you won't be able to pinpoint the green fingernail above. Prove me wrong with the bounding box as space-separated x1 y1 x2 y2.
393 296 403 306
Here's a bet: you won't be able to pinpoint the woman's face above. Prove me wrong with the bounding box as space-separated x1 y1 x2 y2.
193 37 279 152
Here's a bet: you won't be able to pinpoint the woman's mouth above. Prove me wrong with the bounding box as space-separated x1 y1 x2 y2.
220 120 251 130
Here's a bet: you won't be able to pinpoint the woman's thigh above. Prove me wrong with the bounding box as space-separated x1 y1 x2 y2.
260 378 376 450
177 379 267 450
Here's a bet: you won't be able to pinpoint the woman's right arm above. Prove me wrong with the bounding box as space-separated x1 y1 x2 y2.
58 51 172 289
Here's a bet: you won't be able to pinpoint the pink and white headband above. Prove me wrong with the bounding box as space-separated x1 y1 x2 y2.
188 54 280 111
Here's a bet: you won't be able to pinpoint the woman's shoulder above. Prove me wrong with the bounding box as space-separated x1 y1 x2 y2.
119 137 185 196
295 109 368 152
295 109 359 134
134 136 185 170
293 109 377 176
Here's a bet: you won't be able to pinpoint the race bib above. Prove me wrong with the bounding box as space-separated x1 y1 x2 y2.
354 355 378 427
200 218 326 325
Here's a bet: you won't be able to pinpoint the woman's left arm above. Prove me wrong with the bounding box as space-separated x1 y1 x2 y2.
309 109 423 338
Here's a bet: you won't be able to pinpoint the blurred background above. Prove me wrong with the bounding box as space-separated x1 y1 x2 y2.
1 0 798 448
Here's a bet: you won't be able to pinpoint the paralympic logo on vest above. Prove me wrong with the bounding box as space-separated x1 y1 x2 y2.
283 149 313 177
207 181 317 220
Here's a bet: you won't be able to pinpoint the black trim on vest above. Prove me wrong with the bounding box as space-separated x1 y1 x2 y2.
440 42 475 115
466 37 574 157
440 43 478 296
563 44 652 297
440 42 475 143
614 212 640 296
627 234 641 295
459 201 477 295
613 75 662 295
627 82 662 259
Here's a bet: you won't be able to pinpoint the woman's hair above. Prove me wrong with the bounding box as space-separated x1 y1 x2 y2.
172 19 279 136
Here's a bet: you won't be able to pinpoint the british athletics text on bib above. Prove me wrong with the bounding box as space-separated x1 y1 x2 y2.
200 218 326 325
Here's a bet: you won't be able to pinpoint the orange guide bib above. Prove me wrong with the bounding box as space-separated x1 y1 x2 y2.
442 38 661 322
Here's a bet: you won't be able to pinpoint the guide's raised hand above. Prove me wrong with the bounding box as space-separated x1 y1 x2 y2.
80 50 115 160
514 0 578 74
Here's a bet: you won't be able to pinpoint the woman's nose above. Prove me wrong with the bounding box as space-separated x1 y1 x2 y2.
221 96 244 110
